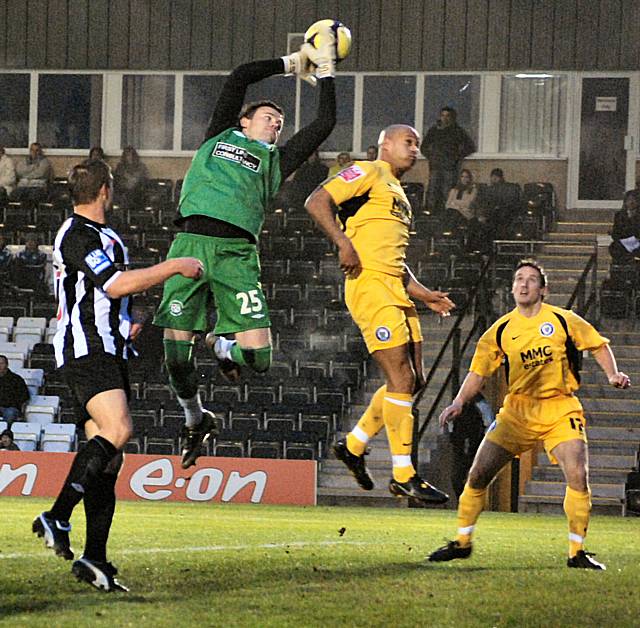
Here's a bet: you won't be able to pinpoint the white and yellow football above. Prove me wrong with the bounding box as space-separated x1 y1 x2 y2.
304 19 352 62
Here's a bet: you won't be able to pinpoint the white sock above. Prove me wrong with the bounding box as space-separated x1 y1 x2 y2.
214 336 236 360
177 393 204 427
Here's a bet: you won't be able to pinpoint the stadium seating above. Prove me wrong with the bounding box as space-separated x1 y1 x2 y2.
11 421 41 451
41 423 76 452
25 394 60 424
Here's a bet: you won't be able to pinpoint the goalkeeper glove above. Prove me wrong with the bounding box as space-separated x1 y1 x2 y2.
282 45 317 86
306 33 336 80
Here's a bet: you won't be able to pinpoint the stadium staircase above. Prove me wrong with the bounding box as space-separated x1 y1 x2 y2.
318 314 476 507
518 207 640 515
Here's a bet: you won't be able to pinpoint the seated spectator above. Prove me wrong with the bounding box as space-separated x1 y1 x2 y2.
12 142 53 207
609 190 640 264
445 169 478 229
481 167 522 236
0 234 13 277
14 234 47 292
328 152 352 177
0 146 16 205
89 146 105 161
287 150 329 210
0 428 20 451
365 145 378 161
113 145 149 209
0 355 30 424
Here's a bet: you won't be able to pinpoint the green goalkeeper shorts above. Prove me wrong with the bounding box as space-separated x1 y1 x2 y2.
153 232 271 334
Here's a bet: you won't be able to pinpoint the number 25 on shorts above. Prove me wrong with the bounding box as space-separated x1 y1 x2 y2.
236 290 263 315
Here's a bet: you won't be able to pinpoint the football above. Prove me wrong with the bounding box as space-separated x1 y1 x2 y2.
304 19 352 62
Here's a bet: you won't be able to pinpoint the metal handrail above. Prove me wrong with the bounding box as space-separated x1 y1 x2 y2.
414 255 493 449
565 249 598 317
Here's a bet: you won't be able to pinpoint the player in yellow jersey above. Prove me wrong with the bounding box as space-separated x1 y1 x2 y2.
429 259 630 569
305 125 454 504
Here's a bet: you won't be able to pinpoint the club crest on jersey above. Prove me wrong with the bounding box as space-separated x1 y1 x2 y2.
539 322 555 337
84 249 111 274
169 300 184 317
338 165 365 182
212 142 261 172
375 326 391 342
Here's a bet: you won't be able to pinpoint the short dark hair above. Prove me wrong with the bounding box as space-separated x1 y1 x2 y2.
0 354 8 363
514 258 547 288
441 106 457 118
1 428 13 440
238 100 284 123
490 168 504 178
68 159 112 205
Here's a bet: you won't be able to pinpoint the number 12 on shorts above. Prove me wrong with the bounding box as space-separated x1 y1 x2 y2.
569 417 584 432
236 290 263 315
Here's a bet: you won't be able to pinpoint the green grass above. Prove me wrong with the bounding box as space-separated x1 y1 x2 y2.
1 498 639 627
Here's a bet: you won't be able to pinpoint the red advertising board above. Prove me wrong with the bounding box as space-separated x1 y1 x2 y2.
0 451 317 506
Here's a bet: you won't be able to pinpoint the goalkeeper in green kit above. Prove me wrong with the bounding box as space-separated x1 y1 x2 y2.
153 37 337 469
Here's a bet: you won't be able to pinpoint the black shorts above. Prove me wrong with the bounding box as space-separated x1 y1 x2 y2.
62 353 131 426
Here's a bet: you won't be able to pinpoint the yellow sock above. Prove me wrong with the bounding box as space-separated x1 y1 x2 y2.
383 391 415 483
346 386 386 456
564 486 591 557
454 483 487 547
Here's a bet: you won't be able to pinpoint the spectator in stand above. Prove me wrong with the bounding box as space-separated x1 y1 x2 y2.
14 234 47 293
0 146 16 204
481 168 523 237
445 168 478 231
0 234 13 275
609 190 640 264
0 428 20 450
12 142 53 207
113 146 149 209
89 146 105 161
288 149 329 210
328 151 352 177
366 145 378 161
422 107 475 214
0 355 30 424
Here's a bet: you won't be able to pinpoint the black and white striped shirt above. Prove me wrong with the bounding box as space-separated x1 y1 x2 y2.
52 214 131 366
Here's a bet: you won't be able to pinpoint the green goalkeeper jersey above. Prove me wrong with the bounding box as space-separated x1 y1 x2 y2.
178 128 282 240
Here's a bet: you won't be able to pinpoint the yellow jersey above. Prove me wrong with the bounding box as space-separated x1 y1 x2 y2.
321 159 412 277
470 302 608 398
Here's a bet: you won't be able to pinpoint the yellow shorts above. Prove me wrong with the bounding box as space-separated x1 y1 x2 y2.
485 393 587 464
345 269 423 353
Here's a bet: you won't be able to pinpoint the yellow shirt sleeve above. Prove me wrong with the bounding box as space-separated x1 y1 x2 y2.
322 162 375 206
469 325 504 378
565 310 609 351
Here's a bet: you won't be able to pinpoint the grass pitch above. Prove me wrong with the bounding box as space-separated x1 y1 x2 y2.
1 498 639 627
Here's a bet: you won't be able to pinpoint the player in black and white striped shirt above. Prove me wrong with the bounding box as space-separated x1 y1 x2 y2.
32 159 203 592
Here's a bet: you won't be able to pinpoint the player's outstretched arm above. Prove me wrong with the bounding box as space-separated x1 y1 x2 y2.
592 344 631 389
305 187 360 277
106 258 203 298
404 265 455 317
279 77 336 179
203 59 289 142
439 371 485 428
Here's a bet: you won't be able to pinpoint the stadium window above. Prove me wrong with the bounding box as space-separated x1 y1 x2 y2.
37 74 102 149
423 75 480 149
362 76 416 151
300 76 354 153
245 76 296 144
182 75 228 150
499 74 567 155
0 74 30 148
122 75 175 150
